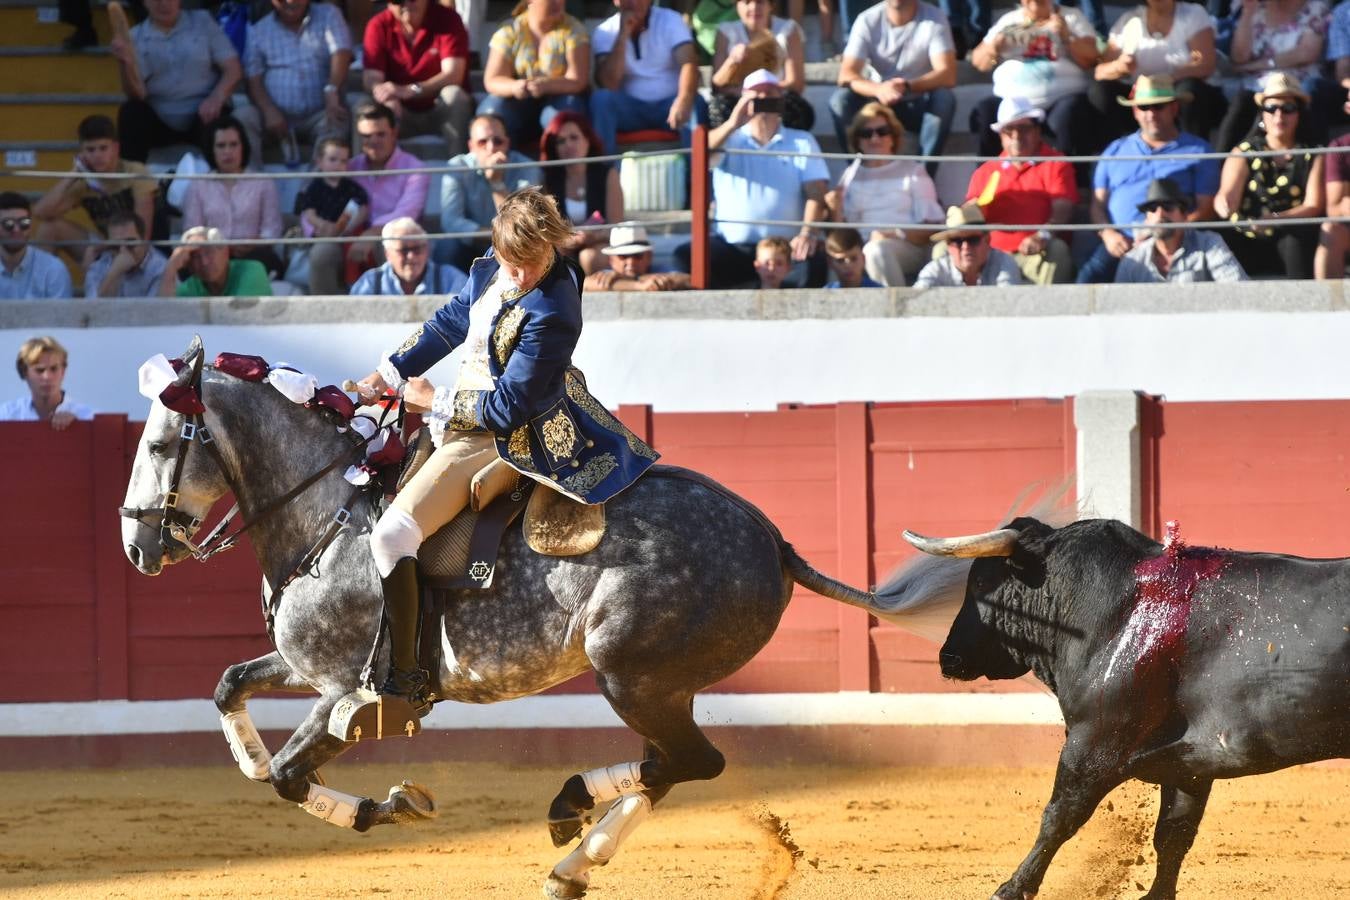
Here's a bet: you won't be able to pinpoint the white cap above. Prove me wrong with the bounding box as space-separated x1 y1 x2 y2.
990 96 1046 133
602 222 652 256
741 68 780 92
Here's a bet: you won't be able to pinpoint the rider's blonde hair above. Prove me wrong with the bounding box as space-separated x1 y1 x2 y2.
492 187 574 270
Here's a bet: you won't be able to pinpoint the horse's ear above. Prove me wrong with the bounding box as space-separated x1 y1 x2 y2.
172 335 204 387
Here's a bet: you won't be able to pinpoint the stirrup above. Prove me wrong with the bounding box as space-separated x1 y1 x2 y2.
328 687 426 742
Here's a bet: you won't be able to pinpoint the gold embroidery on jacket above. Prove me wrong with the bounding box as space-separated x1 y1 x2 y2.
450 390 483 431
493 306 526 366
562 453 618 495
507 426 534 468
540 408 579 461
564 372 659 460
396 325 424 356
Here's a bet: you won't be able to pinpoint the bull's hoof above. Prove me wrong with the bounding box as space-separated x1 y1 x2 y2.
548 815 584 847
543 871 589 899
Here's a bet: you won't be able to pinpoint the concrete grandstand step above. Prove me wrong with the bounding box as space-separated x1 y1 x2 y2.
0 45 116 93
0 1 109 47
0 93 120 141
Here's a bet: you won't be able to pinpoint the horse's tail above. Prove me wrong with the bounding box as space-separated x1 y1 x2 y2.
781 543 973 646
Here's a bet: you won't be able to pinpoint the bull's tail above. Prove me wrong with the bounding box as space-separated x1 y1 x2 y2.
781 543 972 646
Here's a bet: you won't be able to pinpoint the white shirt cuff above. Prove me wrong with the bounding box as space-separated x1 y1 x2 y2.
377 357 407 393
427 384 455 445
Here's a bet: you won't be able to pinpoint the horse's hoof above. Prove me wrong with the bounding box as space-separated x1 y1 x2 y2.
385 780 437 824
543 872 589 899
548 816 583 848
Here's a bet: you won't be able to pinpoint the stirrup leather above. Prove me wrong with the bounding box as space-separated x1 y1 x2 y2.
329 687 424 742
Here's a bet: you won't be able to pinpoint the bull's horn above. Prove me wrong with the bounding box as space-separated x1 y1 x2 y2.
902 528 1020 558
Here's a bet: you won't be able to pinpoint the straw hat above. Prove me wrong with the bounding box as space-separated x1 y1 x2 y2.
601 222 652 256
931 204 987 243
1254 71 1310 106
1116 74 1191 106
990 96 1045 132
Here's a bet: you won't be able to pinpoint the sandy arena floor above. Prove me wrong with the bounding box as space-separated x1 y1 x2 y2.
0 759 1345 899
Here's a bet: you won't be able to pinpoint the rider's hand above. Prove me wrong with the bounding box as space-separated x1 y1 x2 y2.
402 377 435 413
352 370 392 403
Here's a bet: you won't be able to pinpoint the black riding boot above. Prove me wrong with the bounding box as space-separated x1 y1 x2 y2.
379 556 431 714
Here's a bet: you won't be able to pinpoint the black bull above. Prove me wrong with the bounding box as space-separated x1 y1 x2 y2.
906 516 1350 900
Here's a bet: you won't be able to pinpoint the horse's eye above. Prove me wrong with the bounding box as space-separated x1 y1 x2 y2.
147 441 168 456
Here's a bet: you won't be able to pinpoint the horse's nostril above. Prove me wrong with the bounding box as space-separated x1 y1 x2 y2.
126 544 145 569
939 651 962 669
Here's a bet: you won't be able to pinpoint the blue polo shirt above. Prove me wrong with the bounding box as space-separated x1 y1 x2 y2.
0 246 73 299
712 125 830 246
349 261 468 297
1093 131 1220 236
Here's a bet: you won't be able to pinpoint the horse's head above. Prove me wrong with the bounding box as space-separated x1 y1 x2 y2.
121 335 231 575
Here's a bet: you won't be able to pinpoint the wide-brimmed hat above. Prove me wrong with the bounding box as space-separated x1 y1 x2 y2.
1117 74 1191 107
990 96 1045 132
601 222 652 256
1135 177 1192 213
1254 71 1310 107
932 204 987 243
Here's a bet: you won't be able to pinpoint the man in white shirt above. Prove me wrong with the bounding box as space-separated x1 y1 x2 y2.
915 203 1026 287
590 0 707 160
0 336 94 429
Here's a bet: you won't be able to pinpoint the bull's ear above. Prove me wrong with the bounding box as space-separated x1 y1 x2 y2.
1005 524 1050 587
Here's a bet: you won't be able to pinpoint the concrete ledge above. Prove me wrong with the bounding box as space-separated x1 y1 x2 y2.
5 280 1345 328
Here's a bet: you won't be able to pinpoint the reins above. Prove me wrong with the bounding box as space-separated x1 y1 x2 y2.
120 357 400 643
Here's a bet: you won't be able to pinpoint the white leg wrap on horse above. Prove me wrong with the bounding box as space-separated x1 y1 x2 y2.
553 793 653 881
371 506 422 578
580 761 645 804
299 783 364 828
220 711 272 781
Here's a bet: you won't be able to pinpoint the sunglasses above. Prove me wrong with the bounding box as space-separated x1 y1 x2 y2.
856 126 892 140
949 234 985 248
1262 102 1300 115
1141 201 1185 214
0 216 31 231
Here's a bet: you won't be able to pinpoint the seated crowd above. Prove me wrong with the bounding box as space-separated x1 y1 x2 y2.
19 0 1350 299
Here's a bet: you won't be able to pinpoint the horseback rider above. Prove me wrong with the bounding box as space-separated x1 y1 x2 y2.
349 186 658 725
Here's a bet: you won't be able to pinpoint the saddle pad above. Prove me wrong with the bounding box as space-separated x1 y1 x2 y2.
524 485 605 556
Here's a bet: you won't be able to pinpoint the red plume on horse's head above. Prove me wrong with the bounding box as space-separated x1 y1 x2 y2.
137 334 206 415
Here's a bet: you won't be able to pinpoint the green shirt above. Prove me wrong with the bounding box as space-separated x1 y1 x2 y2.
176 259 273 297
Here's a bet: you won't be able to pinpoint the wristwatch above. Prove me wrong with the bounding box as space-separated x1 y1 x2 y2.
409 83 425 97
323 84 338 95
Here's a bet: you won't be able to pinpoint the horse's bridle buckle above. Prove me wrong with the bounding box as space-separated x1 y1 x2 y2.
333 508 351 527
180 422 197 441
164 490 180 509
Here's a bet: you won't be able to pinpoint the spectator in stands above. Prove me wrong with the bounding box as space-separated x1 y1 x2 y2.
826 101 942 287
349 218 468 296
710 0 812 131
440 113 541 272
964 97 1077 284
1215 74 1324 279
245 0 354 155
830 0 958 176
540 111 624 275
968 0 1099 159
478 0 591 148
362 0 473 155
1090 0 1225 145
292 137 369 293
1315 133 1350 278
676 70 828 289
824 227 882 288
160 226 273 297
1326 1 1350 130
311 102 430 293
112 0 261 164
1116 177 1247 282
584 222 692 291
1 336 93 428
753 236 792 289
916 204 1027 287
1077 75 1220 283
182 116 285 277
0 193 72 300
1215 0 1332 152
32 116 158 275
590 0 708 160
84 211 168 298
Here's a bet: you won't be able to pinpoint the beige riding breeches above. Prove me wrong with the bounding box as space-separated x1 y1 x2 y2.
391 432 497 538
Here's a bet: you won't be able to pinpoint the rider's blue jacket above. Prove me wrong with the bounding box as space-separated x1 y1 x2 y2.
385 250 658 504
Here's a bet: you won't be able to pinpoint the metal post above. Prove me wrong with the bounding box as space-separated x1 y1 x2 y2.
690 125 709 290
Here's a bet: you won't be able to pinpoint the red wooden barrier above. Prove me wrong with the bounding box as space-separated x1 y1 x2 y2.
3 398 1087 703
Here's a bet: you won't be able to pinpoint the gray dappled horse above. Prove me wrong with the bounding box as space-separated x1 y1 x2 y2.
120 337 968 898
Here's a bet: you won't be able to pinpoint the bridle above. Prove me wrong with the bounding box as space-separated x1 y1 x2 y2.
118 351 394 642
